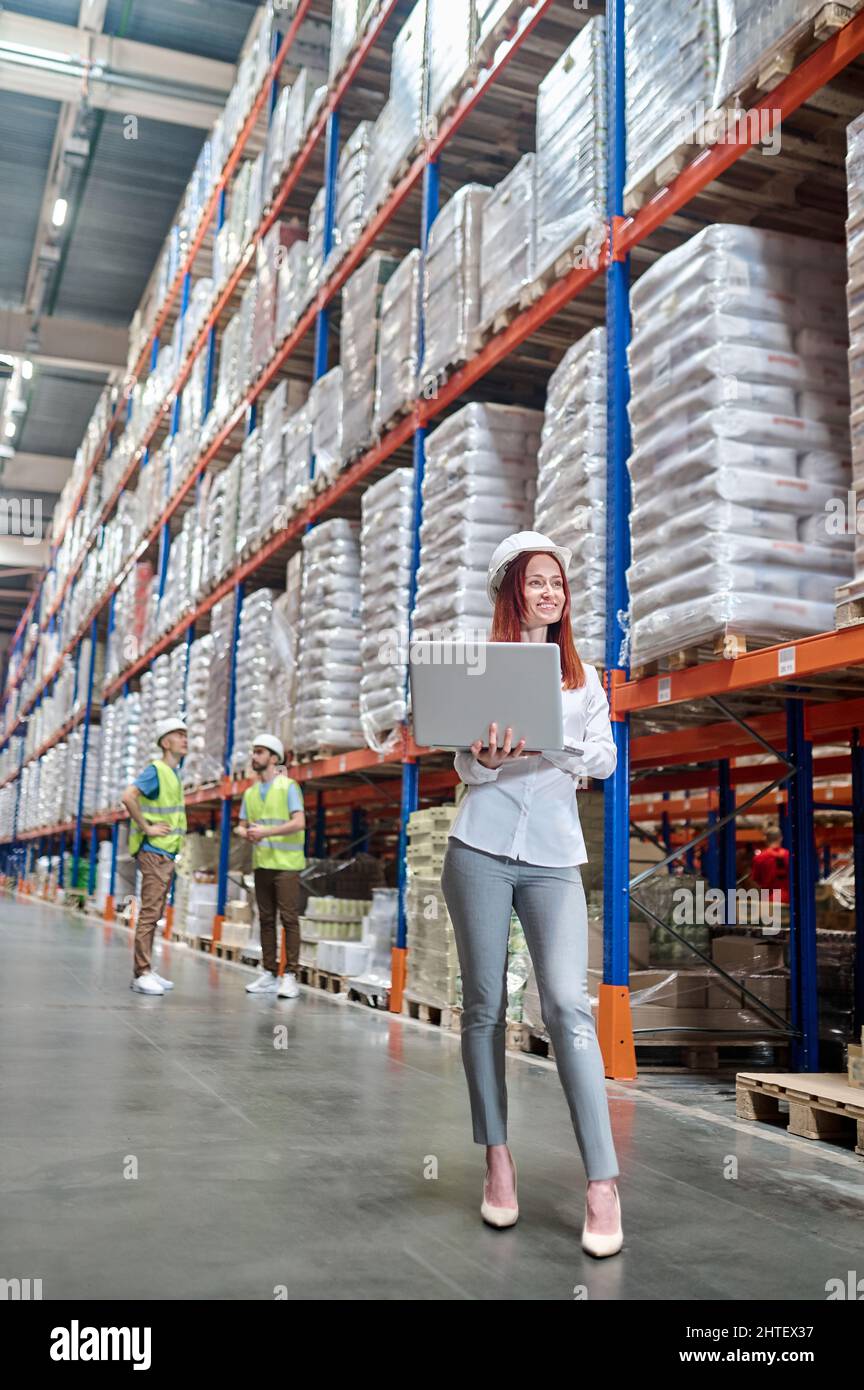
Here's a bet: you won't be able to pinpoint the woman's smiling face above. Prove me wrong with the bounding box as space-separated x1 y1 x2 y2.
522 553 565 628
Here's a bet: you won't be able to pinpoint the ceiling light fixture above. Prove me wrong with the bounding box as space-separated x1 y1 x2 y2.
52 197 68 227
21 360 33 380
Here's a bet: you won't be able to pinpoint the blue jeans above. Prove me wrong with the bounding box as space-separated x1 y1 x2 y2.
441 838 619 1180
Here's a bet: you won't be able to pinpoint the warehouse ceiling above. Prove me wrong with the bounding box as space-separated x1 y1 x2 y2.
0 0 262 641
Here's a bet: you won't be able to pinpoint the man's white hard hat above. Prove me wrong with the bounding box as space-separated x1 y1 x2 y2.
155 717 188 747
486 531 572 604
252 733 285 764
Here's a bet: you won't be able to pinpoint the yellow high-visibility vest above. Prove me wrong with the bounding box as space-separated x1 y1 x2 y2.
129 760 187 857
245 777 305 871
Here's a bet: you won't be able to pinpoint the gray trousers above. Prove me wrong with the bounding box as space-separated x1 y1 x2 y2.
441 838 619 1181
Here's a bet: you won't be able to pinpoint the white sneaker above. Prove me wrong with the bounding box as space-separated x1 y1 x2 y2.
152 972 174 990
131 972 165 996
277 972 300 999
246 971 279 994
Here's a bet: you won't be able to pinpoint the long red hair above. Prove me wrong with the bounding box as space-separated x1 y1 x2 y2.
490 551 585 689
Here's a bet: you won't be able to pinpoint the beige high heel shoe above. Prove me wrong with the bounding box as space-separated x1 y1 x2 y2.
581 1184 623 1257
481 1152 519 1228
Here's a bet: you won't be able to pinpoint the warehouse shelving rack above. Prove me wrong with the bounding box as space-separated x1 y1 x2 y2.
2 1 864 1078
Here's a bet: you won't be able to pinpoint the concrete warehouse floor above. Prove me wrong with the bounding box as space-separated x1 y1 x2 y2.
1 897 862 1302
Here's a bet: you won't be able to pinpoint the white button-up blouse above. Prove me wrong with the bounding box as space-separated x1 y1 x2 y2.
448 662 617 868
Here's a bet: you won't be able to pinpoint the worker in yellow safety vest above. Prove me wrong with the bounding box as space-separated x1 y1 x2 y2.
121 717 188 997
236 733 306 998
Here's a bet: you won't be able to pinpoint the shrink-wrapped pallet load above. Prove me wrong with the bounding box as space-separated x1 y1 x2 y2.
534 327 607 667
627 225 854 666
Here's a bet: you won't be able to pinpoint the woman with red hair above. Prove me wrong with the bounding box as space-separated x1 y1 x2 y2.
440 531 622 1257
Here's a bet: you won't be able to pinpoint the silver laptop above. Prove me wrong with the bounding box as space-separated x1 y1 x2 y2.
409 640 564 751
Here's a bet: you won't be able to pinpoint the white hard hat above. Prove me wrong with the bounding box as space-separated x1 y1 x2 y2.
486 531 572 604
252 733 285 764
155 716 188 747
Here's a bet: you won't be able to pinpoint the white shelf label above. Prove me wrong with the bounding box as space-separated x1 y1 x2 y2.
778 647 796 677
658 676 672 703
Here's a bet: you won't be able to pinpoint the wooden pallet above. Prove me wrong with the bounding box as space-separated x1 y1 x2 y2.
521 1028 556 1062
632 629 773 679
835 575 864 630
346 982 390 1009
374 397 415 439
401 990 460 1030
518 240 603 309
737 1071 864 1155
624 138 708 215
636 1037 790 1072
297 963 348 994
473 0 530 72
728 3 862 105
470 297 523 354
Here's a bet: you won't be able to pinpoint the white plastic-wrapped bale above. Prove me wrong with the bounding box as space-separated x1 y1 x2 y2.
276 240 309 343
333 121 372 260
422 184 490 385
183 635 215 788
306 188 327 298
479 152 536 329
413 403 542 637
360 469 414 749
284 402 314 518
231 588 279 775
253 224 299 375
310 366 343 488
236 429 261 558
214 312 242 425
329 0 361 80
627 225 853 666
96 697 120 812
284 65 328 172
625 0 716 209
138 671 156 772
293 519 362 754
340 252 399 462
534 327 607 668
202 594 237 785
365 1 428 216
847 112 864 585
535 17 606 278
426 0 476 124
237 277 258 393
374 248 422 434
715 0 846 107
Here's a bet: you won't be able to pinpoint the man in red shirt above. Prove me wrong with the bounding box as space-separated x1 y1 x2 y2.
750 827 790 904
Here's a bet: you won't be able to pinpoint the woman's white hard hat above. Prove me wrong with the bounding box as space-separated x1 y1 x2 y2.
486 531 572 604
252 733 285 764
155 717 188 747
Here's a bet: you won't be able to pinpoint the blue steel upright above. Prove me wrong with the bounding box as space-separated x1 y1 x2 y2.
851 730 864 1035
396 157 439 960
215 582 245 932
786 699 819 1070
604 0 632 993
311 107 341 429
71 616 98 887
717 758 736 920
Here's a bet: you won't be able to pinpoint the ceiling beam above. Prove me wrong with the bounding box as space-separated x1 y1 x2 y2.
1 454 72 495
0 12 234 128
79 0 109 32
0 537 51 568
0 308 126 374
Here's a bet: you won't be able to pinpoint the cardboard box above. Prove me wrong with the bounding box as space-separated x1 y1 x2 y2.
711 936 785 972
708 970 789 1012
849 1041 864 1089
588 917 649 971
628 968 709 1009
627 1005 768 1033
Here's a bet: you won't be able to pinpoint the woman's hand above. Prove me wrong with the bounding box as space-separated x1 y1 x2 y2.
472 723 527 769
